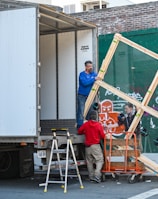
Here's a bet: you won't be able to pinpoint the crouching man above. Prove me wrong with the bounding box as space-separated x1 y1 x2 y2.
78 111 105 183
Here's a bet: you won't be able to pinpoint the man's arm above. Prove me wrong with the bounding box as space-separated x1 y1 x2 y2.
79 73 97 86
78 123 86 135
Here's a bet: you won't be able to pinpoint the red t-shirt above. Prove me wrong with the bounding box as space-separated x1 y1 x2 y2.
78 120 105 146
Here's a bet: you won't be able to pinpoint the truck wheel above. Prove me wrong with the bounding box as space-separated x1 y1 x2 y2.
0 151 19 178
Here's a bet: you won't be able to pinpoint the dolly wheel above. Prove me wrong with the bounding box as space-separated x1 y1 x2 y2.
127 174 137 184
112 173 119 181
135 174 143 182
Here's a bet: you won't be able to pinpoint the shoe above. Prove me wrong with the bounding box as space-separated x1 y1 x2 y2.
93 176 101 183
90 178 94 182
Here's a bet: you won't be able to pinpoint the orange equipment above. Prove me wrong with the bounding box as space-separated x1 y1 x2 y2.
102 132 145 183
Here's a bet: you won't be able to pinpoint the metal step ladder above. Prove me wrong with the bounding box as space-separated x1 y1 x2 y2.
39 128 84 193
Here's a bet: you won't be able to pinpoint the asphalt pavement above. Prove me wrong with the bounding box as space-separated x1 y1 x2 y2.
0 175 158 199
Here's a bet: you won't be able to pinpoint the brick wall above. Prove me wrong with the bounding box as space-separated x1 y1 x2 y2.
72 1 158 35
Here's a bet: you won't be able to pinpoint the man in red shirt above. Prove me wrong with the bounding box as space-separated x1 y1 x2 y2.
78 111 105 183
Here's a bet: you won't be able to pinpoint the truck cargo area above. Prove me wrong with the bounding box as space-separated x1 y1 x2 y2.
0 1 96 178
0 1 97 142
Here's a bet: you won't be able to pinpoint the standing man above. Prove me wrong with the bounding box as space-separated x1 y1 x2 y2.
76 61 99 128
78 111 105 183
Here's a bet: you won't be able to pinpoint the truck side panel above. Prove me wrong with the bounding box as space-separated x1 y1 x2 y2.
0 8 37 137
58 32 76 119
77 29 93 79
40 34 57 120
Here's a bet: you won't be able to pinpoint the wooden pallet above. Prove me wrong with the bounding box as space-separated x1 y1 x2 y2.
84 33 158 175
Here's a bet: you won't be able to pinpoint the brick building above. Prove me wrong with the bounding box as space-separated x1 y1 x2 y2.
72 1 158 35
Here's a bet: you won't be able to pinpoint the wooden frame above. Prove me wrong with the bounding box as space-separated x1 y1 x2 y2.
127 71 158 138
96 80 158 119
83 33 158 175
83 35 120 117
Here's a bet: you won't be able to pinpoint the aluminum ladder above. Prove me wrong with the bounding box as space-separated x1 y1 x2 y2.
39 128 84 193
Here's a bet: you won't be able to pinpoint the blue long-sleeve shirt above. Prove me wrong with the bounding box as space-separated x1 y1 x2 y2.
78 71 97 96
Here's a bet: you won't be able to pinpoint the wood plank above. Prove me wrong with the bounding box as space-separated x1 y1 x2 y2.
126 71 158 138
105 139 139 146
105 150 140 157
138 154 158 171
83 36 120 118
96 80 158 118
115 33 158 60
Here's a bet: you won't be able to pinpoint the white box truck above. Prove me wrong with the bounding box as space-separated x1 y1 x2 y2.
0 1 97 178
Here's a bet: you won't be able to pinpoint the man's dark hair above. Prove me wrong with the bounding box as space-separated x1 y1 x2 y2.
125 103 133 109
85 60 92 66
89 110 97 120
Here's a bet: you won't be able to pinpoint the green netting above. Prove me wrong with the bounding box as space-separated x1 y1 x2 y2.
98 28 158 153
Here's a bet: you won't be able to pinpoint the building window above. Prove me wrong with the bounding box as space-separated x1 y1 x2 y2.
94 4 107 9
81 1 108 12
83 4 87 11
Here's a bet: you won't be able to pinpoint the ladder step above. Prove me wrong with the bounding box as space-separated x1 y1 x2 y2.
61 174 78 177
53 149 67 153
48 181 65 184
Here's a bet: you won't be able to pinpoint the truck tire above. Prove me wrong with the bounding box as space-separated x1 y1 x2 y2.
0 151 19 178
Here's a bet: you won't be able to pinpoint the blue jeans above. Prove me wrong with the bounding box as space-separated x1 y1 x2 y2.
76 94 92 128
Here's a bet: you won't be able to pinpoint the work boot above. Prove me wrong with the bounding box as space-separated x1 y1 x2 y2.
93 176 101 183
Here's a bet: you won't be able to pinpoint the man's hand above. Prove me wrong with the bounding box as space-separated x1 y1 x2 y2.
95 76 102 81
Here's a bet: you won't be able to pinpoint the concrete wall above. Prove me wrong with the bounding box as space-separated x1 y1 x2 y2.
72 1 158 35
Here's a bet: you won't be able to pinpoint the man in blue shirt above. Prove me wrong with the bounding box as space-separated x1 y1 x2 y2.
76 61 99 128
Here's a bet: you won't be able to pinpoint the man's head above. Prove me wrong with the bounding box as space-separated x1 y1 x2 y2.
85 60 93 73
124 103 134 115
89 110 97 121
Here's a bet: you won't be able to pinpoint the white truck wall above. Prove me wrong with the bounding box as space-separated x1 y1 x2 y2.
40 34 57 120
58 32 76 119
40 29 94 120
0 8 37 136
77 30 93 86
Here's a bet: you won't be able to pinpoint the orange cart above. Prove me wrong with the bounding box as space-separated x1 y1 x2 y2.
102 132 145 183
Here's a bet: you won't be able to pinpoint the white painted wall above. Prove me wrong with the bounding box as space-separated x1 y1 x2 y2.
107 0 133 8
51 0 134 13
13 0 134 12
14 0 52 5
